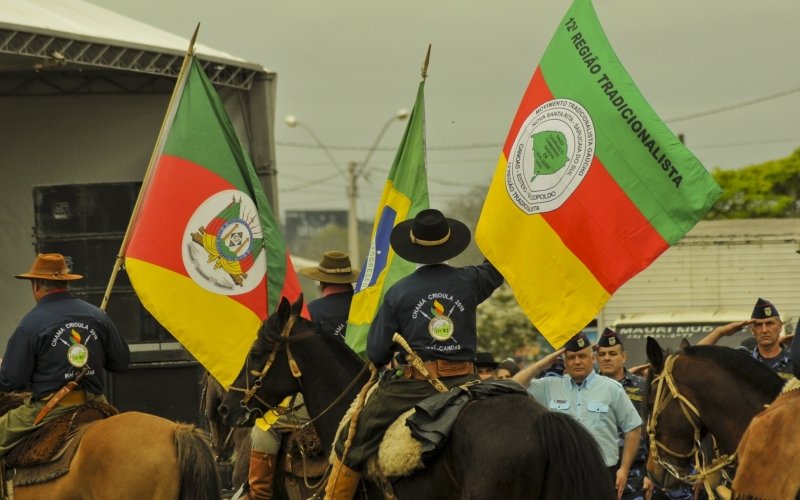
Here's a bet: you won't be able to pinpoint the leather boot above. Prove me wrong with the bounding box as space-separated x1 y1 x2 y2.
324 456 361 500
247 450 277 500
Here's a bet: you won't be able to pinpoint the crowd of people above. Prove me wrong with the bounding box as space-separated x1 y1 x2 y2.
2 208 796 500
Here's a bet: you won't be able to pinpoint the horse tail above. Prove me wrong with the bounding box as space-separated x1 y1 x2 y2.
174 422 222 500
535 411 615 500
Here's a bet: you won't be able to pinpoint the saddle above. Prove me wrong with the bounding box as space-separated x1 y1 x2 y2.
280 425 328 500
4 401 117 488
335 379 527 481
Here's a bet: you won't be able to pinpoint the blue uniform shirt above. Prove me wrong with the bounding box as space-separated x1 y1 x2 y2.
528 370 642 466
0 291 130 399
751 346 794 381
307 288 353 342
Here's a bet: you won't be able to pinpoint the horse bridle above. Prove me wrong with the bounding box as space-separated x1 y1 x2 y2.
647 353 737 493
225 314 371 427
226 315 311 415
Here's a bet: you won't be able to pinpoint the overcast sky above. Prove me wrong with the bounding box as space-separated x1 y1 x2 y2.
88 0 800 221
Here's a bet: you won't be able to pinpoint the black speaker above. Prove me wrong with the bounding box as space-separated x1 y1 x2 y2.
32 182 174 344
107 359 205 425
34 182 141 236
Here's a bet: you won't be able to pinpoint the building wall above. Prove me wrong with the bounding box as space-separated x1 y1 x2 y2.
600 219 800 328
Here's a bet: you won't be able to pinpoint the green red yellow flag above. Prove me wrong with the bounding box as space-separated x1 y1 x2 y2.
125 57 302 386
345 81 430 356
476 0 721 349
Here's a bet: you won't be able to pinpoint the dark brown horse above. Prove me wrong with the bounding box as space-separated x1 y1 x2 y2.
202 372 325 499
218 295 614 500
0 392 221 499
202 372 251 491
644 337 783 493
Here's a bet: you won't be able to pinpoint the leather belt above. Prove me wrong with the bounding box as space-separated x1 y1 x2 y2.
42 389 86 406
402 360 474 380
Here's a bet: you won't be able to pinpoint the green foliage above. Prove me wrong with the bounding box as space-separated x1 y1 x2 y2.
446 185 488 267
706 148 800 219
475 283 553 361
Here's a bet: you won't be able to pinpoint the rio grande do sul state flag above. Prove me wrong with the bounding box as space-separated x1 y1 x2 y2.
476 0 721 349
125 56 302 386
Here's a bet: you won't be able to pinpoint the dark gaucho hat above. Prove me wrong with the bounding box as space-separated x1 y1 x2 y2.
475 352 499 369
389 209 471 265
596 327 623 348
751 297 779 320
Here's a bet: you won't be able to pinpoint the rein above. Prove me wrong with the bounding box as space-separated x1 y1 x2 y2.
226 314 372 429
226 315 310 414
647 354 736 497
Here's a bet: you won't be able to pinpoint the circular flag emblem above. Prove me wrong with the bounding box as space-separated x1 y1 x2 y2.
182 189 267 295
67 343 89 368
429 315 455 342
505 99 595 214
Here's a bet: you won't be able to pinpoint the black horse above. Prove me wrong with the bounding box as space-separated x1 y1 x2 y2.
218 295 613 500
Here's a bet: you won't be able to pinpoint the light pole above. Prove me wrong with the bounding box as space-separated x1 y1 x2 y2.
285 110 408 265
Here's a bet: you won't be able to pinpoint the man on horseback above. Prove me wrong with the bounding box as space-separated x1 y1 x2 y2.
0 253 130 456
324 209 503 499
699 297 794 381
514 332 642 499
244 251 360 500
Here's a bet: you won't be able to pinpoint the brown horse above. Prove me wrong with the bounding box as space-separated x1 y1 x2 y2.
732 381 800 499
644 337 783 493
0 394 221 500
218 295 614 500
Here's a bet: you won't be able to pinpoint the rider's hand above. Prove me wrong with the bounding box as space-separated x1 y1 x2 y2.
643 476 653 500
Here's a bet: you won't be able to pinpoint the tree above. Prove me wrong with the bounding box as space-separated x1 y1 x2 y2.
475 283 554 362
706 147 800 219
446 185 488 267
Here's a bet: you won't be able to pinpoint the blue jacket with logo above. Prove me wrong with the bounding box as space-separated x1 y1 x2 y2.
307 289 354 342
0 292 130 399
366 262 503 366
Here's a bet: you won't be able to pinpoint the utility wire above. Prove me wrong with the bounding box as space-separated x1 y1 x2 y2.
665 85 800 123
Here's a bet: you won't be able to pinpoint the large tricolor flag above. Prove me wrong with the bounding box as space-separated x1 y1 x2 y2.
476 0 721 349
125 56 302 386
345 80 430 356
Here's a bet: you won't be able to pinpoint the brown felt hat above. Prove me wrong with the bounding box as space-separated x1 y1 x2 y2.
15 253 82 281
299 251 360 284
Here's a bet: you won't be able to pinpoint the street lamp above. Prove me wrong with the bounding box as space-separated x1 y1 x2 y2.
285 110 408 265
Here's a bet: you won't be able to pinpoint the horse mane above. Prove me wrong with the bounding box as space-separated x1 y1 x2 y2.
683 344 784 399
317 328 367 367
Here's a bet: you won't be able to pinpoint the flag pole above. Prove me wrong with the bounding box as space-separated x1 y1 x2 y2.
100 23 201 312
421 44 431 81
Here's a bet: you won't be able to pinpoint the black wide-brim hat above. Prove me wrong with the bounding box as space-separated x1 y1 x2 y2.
390 209 471 265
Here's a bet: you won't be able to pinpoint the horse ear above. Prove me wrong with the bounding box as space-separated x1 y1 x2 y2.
290 293 304 316
679 338 691 351
646 336 665 374
275 296 291 320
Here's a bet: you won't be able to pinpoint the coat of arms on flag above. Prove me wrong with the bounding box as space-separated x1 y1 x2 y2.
186 192 265 292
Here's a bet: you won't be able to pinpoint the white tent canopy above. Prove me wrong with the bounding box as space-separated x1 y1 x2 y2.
0 1 278 346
